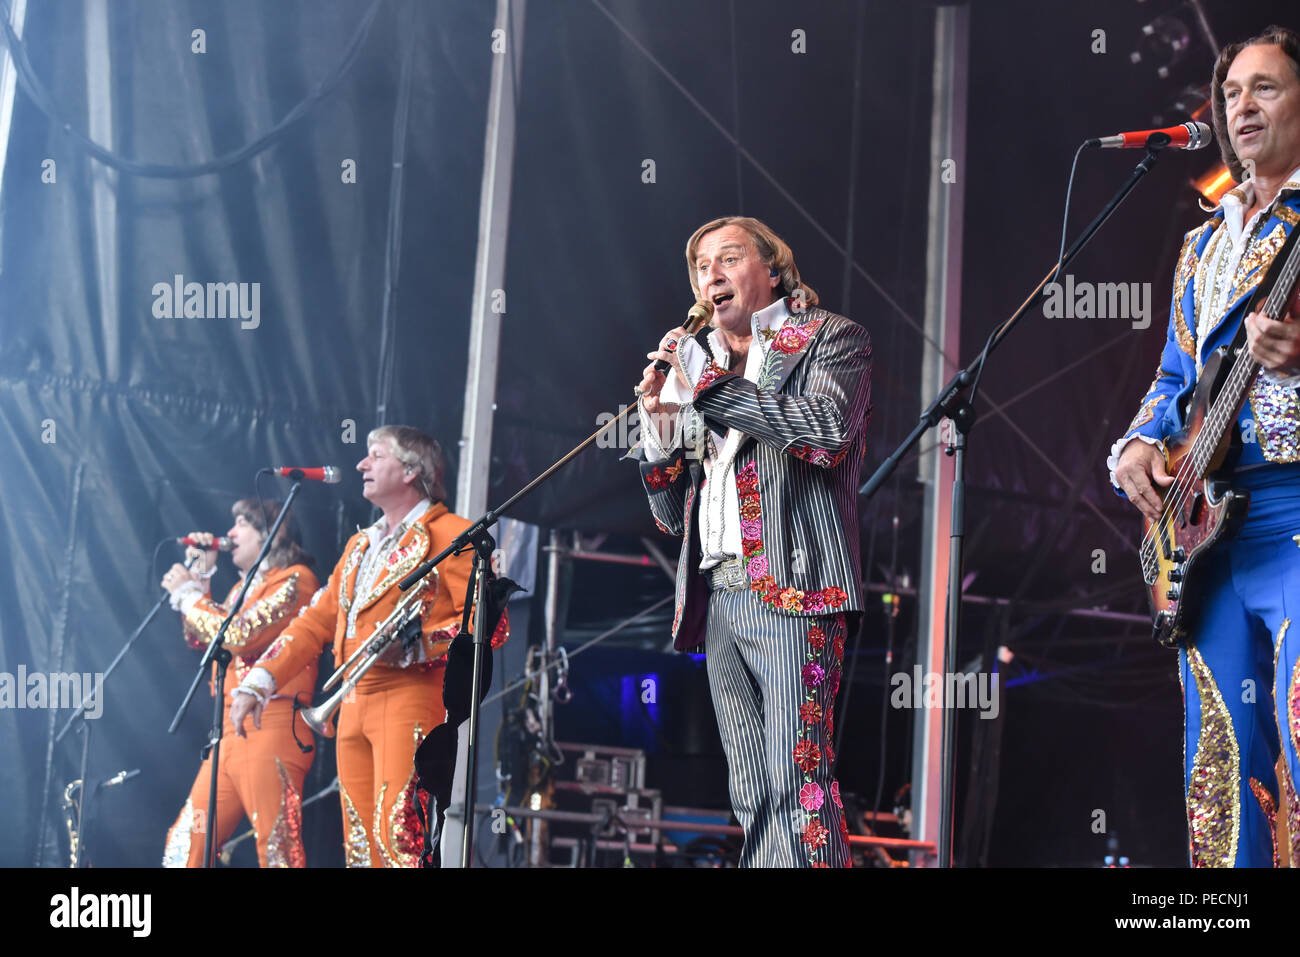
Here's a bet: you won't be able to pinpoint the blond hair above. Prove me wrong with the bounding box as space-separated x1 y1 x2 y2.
366 425 447 504
685 216 819 308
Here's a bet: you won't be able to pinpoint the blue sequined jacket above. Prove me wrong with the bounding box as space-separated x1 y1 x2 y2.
1111 184 1300 490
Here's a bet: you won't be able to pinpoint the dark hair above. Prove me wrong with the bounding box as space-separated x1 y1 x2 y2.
230 498 314 569
1211 25 1300 183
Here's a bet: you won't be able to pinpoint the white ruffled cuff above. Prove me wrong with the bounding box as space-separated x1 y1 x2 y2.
168 579 206 612
233 666 276 704
1106 434 1164 490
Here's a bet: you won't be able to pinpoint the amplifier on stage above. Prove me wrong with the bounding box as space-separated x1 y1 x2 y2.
563 741 646 792
548 742 663 863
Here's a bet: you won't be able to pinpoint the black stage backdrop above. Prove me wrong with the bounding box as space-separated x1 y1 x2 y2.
1 0 1292 866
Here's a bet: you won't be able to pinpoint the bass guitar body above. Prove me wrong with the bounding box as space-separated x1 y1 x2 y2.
1142 346 1250 649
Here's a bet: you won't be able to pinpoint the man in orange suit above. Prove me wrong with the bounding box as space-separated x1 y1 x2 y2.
161 499 320 867
231 426 483 867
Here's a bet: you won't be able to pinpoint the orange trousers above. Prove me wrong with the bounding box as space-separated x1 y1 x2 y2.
335 665 445 867
163 702 313 867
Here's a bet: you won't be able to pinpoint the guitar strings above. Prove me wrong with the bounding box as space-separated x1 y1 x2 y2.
1159 249 1298 526
1140 349 1259 559
1136 250 1297 565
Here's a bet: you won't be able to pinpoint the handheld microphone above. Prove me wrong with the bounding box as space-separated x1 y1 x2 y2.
653 301 715 374
177 535 234 551
271 466 343 484
1087 120 1212 151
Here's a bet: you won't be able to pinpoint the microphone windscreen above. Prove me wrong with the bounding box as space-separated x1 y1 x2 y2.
686 300 714 331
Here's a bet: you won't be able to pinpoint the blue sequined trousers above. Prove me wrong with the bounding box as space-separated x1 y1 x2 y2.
1180 463 1300 867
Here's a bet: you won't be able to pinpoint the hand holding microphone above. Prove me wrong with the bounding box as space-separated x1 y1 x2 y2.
177 533 233 552
639 325 692 414
637 300 714 413
178 531 223 577
652 301 715 374
162 534 215 594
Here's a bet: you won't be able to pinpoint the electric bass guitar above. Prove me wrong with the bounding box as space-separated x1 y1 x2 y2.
1143 219 1300 648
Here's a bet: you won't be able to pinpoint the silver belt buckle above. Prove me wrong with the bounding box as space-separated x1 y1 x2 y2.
716 558 745 591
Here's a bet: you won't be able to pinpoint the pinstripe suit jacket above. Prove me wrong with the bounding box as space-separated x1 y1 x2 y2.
632 300 872 651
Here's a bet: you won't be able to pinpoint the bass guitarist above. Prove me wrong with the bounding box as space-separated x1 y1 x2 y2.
1111 25 1300 867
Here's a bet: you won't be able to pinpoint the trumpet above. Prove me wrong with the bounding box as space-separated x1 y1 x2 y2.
300 571 439 736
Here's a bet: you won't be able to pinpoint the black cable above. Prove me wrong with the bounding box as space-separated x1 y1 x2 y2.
967 141 1089 410
0 0 383 179
148 535 177 600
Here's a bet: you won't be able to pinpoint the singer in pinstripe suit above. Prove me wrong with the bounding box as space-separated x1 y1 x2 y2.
633 216 872 867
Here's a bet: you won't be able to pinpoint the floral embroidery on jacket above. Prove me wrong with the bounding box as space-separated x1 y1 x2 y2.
789 444 849 468
771 317 825 355
735 461 850 614
645 467 669 490
692 361 732 401
645 458 682 490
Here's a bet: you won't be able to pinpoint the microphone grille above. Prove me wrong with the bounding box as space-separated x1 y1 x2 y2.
322 466 343 484
686 300 714 331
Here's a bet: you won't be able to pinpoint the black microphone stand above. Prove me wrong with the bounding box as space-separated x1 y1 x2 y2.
398 402 643 867
860 137 1173 867
167 478 305 867
52 552 198 866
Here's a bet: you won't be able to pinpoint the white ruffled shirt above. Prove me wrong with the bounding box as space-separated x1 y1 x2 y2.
641 297 784 571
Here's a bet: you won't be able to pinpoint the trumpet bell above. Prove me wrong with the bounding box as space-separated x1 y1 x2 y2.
300 570 440 738
300 696 339 738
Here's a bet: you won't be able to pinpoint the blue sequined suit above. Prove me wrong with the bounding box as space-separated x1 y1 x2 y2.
1113 185 1300 867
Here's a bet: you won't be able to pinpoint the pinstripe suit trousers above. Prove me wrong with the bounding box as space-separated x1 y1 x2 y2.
704 585 851 867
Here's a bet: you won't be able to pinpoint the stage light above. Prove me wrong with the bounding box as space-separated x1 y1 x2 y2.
1152 83 1212 128
1192 164 1234 207
1130 15 1192 80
